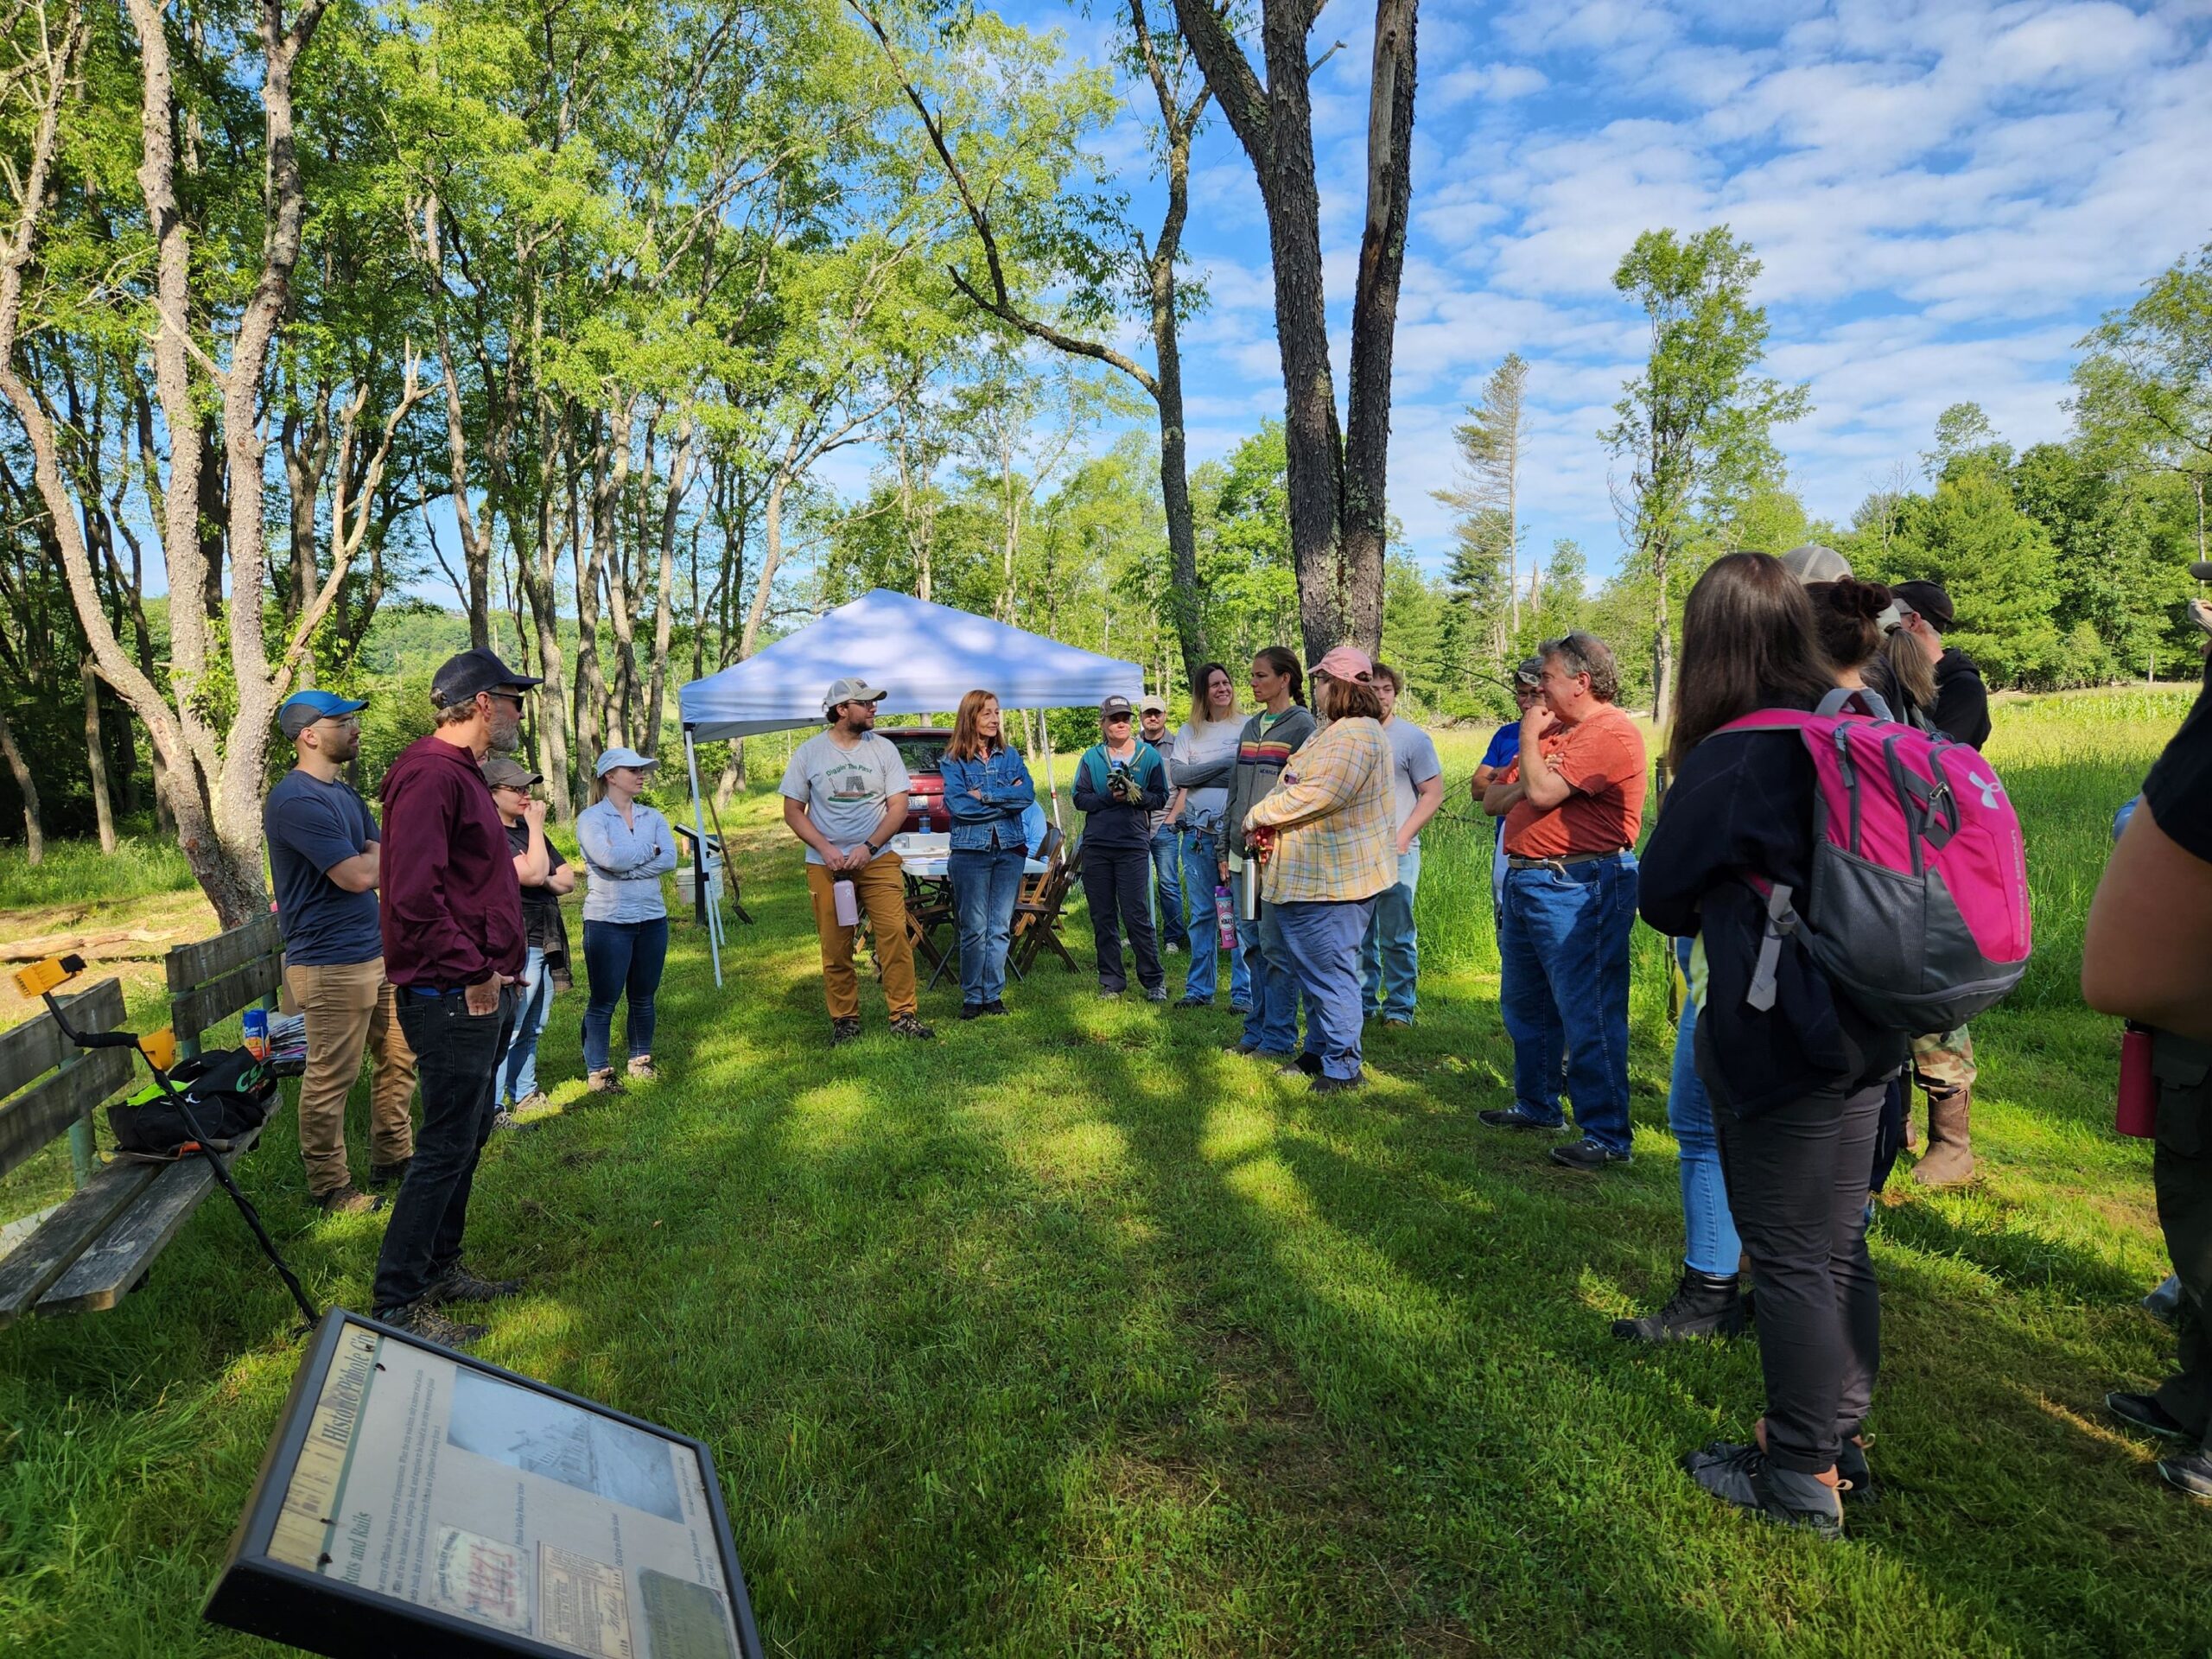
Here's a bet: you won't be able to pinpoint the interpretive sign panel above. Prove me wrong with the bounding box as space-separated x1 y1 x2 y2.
205 1309 761 1659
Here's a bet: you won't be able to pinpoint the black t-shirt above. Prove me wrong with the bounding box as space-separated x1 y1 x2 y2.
505 819 569 950
2145 680 2212 866
264 770 382 967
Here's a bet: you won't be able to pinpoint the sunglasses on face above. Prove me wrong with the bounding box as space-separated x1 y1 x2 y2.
1104 714 1132 725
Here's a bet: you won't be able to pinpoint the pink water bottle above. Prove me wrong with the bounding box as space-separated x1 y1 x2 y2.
1215 884 1235 950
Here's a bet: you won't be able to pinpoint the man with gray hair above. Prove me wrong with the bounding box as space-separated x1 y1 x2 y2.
1478 632 1649 1171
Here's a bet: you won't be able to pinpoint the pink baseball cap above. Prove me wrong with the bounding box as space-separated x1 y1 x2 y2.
1307 645 1373 682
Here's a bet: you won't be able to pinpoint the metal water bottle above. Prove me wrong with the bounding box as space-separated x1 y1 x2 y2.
833 878 859 928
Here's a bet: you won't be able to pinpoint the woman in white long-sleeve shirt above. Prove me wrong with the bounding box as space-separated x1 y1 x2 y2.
574 747 678 1095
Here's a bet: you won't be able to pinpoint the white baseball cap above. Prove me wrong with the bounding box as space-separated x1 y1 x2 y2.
594 747 658 777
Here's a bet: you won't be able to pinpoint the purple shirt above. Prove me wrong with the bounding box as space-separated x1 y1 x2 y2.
378 734 525 988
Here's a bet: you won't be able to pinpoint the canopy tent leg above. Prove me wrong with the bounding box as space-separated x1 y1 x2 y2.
1043 724 1062 831
685 728 723 988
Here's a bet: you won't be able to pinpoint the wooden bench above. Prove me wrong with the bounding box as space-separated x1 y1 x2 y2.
0 915 284 1327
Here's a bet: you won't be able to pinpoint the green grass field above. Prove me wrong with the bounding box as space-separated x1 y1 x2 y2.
3 688 2210 1655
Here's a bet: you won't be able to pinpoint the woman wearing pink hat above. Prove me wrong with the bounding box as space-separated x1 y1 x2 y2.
1242 646 1397 1091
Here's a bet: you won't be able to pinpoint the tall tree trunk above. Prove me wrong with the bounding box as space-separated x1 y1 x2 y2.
641 423 693 759
83 657 115 853
1341 0 1416 657
1651 543 1674 728
0 703 41 864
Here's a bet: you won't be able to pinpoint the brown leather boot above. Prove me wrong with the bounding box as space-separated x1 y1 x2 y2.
1913 1090 1976 1185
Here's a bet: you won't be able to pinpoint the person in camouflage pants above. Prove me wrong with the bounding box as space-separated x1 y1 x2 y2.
1909 1026 1977 1185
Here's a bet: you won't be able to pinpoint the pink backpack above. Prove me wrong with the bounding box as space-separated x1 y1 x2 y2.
1716 704 2031 1033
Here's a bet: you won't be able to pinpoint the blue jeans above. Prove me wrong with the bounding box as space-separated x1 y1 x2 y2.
581 917 669 1073
1276 899 1376 1080
1236 865 1302 1055
1359 845 1421 1021
1177 828 1249 1005
1149 825 1186 946
375 987 515 1313
499 944 556 1104
1670 938 1742 1276
949 844 1027 1006
1497 853 1638 1154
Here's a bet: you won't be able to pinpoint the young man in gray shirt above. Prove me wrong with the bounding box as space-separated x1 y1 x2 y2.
779 677 935 1045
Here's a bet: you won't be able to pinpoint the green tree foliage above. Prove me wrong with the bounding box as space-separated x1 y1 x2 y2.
1603 226 1809 725
2072 242 2212 563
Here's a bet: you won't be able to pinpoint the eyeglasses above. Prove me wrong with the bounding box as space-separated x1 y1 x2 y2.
1103 714 1133 725
317 715 360 729
486 690 526 709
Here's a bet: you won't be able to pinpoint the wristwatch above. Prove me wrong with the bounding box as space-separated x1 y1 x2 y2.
862 839 880 856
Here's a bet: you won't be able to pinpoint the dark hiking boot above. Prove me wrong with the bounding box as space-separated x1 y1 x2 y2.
1549 1136 1631 1171
2157 1451 2212 1499
1274 1052 1323 1078
1684 1441 1844 1540
1176 995 1212 1008
1837 1436 1878 1504
960 1003 985 1020
1223 1040 1260 1057
1311 1071 1365 1095
982 1000 1008 1016
381 1300 488 1351
830 1017 863 1046
367 1159 411 1189
1612 1267 1748 1344
317 1185 384 1217
889 1014 936 1039
1478 1105 1561 1133
428 1263 522 1305
2107 1391 2196 1440
1913 1090 1976 1186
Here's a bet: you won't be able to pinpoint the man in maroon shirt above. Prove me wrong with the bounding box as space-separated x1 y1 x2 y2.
371 648 536 1348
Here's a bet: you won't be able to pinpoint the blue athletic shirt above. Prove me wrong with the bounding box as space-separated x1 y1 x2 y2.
264 769 383 967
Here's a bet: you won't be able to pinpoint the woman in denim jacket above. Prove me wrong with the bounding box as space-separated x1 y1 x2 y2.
940 689 1038 1018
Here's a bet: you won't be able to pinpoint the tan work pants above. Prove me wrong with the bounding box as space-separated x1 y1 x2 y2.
805 853 916 1020
284 957 417 1196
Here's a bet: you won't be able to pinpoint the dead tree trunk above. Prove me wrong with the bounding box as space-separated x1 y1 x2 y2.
83 658 115 853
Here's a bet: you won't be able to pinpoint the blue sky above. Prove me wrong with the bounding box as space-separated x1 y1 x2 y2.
1007 0 2212 582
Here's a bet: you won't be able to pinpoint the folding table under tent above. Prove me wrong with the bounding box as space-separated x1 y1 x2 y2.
676 587 1145 984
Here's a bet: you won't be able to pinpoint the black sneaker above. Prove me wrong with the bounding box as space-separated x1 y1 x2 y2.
830 1017 864 1046
381 1300 488 1351
889 1014 936 1039
1550 1136 1631 1171
2107 1391 2197 1440
367 1159 411 1189
1274 1052 1324 1078
2158 1451 2212 1499
1222 1040 1261 1057
1684 1441 1844 1540
1478 1105 1561 1133
1612 1268 1747 1344
428 1264 523 1305
1176 995 1212 1008
960 1003 985 1021
1312 1071 1365 1095
982 1000 1008 1016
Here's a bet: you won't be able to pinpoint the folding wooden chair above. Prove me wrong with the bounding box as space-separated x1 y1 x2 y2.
1011 836 1084 976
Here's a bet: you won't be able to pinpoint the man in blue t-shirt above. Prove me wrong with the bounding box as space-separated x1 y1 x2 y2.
264 690 417 1215
1472 660 1544 918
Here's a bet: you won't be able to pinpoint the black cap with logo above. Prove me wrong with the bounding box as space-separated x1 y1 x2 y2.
430 648 543 710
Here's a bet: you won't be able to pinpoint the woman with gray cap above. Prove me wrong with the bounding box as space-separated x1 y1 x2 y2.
574 747 677 1094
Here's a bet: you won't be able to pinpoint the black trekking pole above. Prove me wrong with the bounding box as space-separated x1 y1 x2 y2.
14 955 321 1334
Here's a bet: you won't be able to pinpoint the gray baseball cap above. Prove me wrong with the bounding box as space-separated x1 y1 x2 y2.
822 677 888 715
1779 543 1853 585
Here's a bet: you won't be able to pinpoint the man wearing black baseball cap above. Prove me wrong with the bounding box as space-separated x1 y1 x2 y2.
264 690 417 1215
371 648 540 1347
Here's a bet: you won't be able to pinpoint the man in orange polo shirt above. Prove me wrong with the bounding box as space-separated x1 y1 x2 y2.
1478 631 1649 1171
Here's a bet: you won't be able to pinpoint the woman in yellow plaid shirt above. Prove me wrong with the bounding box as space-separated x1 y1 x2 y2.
1243 645 1398 1092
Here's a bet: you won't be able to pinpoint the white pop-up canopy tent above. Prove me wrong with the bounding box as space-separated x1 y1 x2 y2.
675 588 1144 982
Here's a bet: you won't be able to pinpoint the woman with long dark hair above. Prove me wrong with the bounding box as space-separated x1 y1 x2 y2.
940 689 1036 1018
1222 647 1315 1060
1638 552 1907 1538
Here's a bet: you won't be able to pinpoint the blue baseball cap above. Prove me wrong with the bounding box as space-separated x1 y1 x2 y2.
278 690 368 739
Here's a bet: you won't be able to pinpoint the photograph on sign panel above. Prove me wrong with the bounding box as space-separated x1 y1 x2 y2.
447 1368 685 1524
